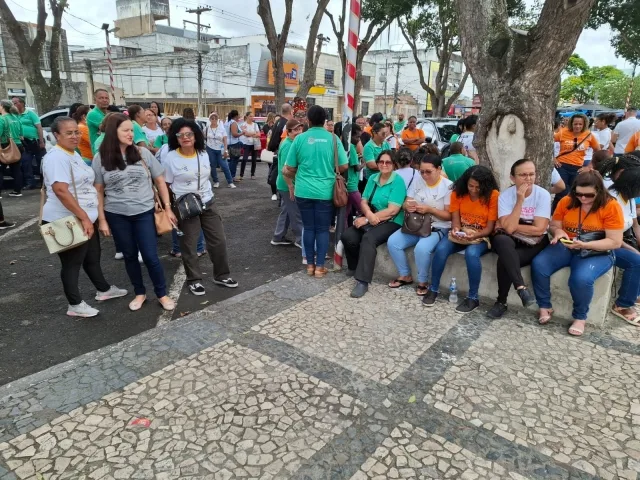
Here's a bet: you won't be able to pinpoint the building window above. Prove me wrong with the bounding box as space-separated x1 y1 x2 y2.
39 41 51 70
325 108 333 121
324 69 335 86
307 98 316 106
362 75 371 90
361 101 369 116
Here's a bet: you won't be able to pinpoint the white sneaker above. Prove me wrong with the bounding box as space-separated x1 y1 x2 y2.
213 182 220 188
95 285 128 301
114 252 124 260
229 183 237 189
138 253 143 264
271 194 277 201
67 301 99 318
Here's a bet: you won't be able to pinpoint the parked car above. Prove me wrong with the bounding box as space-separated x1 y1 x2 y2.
397 117 459 157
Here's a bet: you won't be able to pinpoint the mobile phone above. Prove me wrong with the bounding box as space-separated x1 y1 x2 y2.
559 238 573 244
455 231 467 237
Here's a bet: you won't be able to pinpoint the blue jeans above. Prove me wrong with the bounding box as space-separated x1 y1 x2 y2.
429 237 489 300
172 229 205 254
296 197 334 267
552 163 580 212
20 144 35 187
531 242 614 320
387 229 449 284
206 146 233 185
105 209 167 298
614 247 640 308
228 144 241 178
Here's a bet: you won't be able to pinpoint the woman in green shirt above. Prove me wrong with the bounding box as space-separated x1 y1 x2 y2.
341 150 407 298
127 105 157 155
153 117 173 148
345 123 364 228
0 100 24 196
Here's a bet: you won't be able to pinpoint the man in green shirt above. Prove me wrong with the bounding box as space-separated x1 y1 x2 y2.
442 142 476 182
87 89 110 154
393 113 407 135
12 97 44 188
362 122 390 180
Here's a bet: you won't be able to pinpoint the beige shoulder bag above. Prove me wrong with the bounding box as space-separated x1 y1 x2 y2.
139 155 173 235
39 160 89 254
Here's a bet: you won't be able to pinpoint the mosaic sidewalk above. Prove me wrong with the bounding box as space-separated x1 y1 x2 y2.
1 271 640 479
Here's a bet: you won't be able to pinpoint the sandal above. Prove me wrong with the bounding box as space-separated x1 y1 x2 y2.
388 277 413 288
611 305 640 326
306 265 315 276
416 284 429 296
158 296 176 311
169 251 182 258
568 319 586 336
197 250 207 257
314 267 328 278
538 308 553 325
129 295 147 312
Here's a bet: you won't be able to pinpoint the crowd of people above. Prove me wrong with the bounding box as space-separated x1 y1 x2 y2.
265 102 640 337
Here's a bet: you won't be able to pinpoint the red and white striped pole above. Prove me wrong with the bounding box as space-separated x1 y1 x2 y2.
103 25 116 104
333 0 361 271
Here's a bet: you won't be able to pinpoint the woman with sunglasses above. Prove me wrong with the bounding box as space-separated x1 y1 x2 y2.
163 118 238 296
387 152 452 296
552 113 601 212
531 171 623 336
342 150 406 298
486 159 551 319
422 166 499 313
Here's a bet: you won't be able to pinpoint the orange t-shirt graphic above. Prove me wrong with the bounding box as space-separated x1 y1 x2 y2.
554 130 601 167
449 190 499 230
552 196 624 238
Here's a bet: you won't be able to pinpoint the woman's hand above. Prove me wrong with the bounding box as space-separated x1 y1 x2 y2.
565 239 586 250
416 204 431 215
551 229 569 245
554 159 561 168
405 202 417 213
367 213 381 226
165 209 177 226
223 149 229 159
82 217 96 238
354 217 368 229
516 183 528 203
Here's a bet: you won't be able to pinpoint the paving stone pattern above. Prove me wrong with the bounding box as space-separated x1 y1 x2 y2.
0 272 639 479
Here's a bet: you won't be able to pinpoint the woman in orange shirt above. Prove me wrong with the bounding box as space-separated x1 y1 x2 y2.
422 165 499 313
552 113 601 212
72 105 93 165
532 171 623 336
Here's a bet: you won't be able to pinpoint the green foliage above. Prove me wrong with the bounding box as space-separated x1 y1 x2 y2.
560 62 627 104
598 75 640 108
588 0 640 64
360 0 417 24
563 54 589 76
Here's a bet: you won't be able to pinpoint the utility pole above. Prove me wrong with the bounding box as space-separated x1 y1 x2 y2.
382 57 389 115
84 60 94 101
101 23 119 105
392 55 408 116
185 6 211 117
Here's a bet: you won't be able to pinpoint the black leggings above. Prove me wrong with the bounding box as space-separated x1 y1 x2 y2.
241 144 257 178
492 233 550 304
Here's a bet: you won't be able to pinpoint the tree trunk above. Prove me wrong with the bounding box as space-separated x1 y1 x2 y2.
297 0 331 100
454 0 597 189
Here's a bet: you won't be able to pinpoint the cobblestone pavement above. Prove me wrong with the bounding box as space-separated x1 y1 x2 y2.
1 271 640 479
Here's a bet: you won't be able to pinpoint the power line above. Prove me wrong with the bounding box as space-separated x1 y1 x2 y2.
63 17 103 36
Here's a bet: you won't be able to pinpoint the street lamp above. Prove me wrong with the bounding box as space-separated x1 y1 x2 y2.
101 23 120 105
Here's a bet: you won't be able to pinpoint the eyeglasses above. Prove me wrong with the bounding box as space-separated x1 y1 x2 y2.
575 192 596 199
61 131 81 138
176 132 194 139
420 170 436 175
377 160 393 166
515 173 536 178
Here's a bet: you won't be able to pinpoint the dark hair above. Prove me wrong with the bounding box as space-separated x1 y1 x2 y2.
99 112 116 133
72 105 90 123
509 158 535 176
98 113 142 171
334 121 343 137
590 149 612 170
369 112 384 126
408 115 417 121
285 119 302 132
227 109 239 121
127 104 144 121
454 165 499 205
421 153 443 169
450 141 464 155
418 143 440 155
68 102 84 118
150 101 162 116
596 154 640 201
93 88 108 97
371 122 386 135
376 150 396 169
596 112 616 126
568 113 589 132
11 96 25 105
350 123 362 144
454 118 464 135
395 147 413 168
307 105 327 127
568 170 612 211
463 115 478 131
51 116 76 135
183 107 195 120
553 117 561 130
167 118 205 152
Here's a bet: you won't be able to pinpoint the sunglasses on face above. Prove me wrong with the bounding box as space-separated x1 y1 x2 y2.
575 192 596 199
176 132 194 139
377 160 393 166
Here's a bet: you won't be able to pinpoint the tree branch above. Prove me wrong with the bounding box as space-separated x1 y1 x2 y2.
48 0 67 87
325 0 347 88
298 0 331 98
444 69 470 112
399 19 435 99
30 0 47 57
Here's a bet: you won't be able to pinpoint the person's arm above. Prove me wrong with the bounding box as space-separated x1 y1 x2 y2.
336 138 349 173
35 116 44 149
230 122 242 138
499 186 527 234
364 146 378 171
466 220 496 240
152 175 177 224
467 149 479 163
52 182 94 237
549 219 569 244
451 210 461 233
373 203 401 222
94 183 110 237
633 217 640 243
568 229 623 251
417 202 452 221
222 134 229 158
625 132 639 153
550 177 565 195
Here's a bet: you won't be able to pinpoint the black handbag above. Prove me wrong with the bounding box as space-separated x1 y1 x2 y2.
175 152 206 221
576 208 610 258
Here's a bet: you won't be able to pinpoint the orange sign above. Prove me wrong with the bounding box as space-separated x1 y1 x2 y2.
268 61 299 87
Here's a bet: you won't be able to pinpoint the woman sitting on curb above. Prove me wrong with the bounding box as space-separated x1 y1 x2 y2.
422 165 499 313
342 151 406 298
487 159 551 318
531 171 623 336
387 152 452 296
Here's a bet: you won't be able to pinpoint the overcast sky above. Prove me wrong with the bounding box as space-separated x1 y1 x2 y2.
6 0 632 98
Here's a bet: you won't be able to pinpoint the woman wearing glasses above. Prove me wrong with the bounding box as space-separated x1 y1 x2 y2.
486 159 551 319
552 113 601 211
386 152 452 296
163 118 238 296
532 171 623 336
341 150 406 298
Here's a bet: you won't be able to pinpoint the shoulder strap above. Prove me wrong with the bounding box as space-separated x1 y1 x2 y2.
196 151 201 191
333 134 339 174
407 169 416 189
557 133 592 159
367 181 379 203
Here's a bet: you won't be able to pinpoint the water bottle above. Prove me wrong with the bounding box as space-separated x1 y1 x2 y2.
449 278 458 304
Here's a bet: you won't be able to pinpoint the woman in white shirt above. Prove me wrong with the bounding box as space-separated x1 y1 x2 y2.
597 154 640 325
142 109 163 147
385 120 398 150
488 159 551 319
42 116 126 318
163 118 238 296
204 112 235 188
239 112 260 180
387 153 453 296
394 147 417 189
459 115 479 163
584 113 615 166
225 110 243 181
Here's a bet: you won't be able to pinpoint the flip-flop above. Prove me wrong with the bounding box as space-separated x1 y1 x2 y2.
388 278 414 288
538 308 553 325
611 305 640 326
568 320 585 336
169 251 182 258
416 284 429 296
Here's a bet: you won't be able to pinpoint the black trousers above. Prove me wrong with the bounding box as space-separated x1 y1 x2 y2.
0 144 24 193
241 144 257 177
492 233 550 304
52 221 110 305
341 222 400 283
